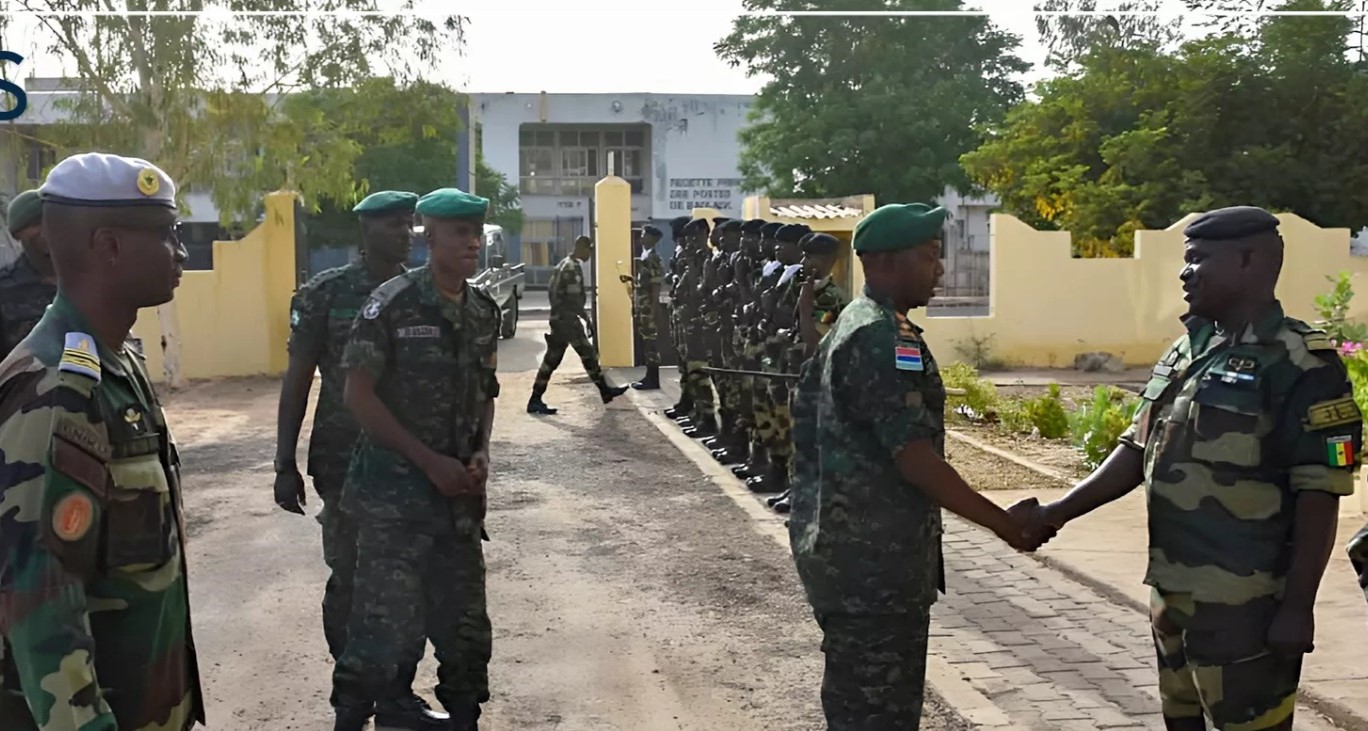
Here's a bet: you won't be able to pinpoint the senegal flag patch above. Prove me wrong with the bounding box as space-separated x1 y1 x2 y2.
1327 435 1355 467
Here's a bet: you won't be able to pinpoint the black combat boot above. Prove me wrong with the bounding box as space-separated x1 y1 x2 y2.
527 395 558 415
599 381 630 404
449 703 482 731
374 695 451 730
632 365 661 390
711 434 747 466
664 393 692 419
733 443 769 479
683 415 717 438
333 704 372 731
772 492 791 513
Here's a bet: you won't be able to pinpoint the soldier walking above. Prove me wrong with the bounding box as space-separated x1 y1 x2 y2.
0 153 205 731
274 191 446 729
0 189 56 359
1030 206 1361 731
528 235 628 414
788 202 1043 730
331 187 501 731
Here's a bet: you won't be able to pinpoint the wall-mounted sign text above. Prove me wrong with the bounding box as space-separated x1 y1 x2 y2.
668 177 743 212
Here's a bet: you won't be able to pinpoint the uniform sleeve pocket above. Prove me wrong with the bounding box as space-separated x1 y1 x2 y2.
1141 375 1171 401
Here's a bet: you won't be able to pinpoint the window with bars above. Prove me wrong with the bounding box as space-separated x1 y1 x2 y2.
519 125 647 196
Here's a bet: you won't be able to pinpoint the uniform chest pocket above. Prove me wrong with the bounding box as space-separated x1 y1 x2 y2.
104 448 172 571
1190 382 1265 467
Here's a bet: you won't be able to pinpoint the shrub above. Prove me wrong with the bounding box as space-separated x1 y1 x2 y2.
1314 271 1368 346
941 362 999 422
996 399 1035 435
1019 384 1070 440
1069 385 1142 469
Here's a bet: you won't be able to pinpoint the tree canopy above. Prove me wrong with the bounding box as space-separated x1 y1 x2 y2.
715 0 1029 204
1 0 464 225
963 0 1368 256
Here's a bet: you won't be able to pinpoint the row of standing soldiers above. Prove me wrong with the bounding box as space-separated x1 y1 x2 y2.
631 215 850 513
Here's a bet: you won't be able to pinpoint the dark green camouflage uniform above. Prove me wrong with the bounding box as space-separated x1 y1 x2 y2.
287 259 415 664
0 294 204 731
534 255 608 392
788 288 946 730
765 265 806 467
679 248 715 421
1121 302 1361 729
0 253 56 360
332 266 500 717
633 247 664 367
745 260 785 456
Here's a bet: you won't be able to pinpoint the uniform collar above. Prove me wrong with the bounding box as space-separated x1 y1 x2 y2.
1183 299 1285 349
863 284 923 335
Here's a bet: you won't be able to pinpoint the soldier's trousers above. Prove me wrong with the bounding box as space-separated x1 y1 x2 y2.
815 610 931 730
634 307 660 367
333 519 491 712
767 380 793 465
685 359 715 420
1151 589 1301 730
751 369 775 453
534 317 607 394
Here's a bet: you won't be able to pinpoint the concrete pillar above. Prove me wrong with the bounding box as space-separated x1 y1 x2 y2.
594 175 633 367
261 191 297 374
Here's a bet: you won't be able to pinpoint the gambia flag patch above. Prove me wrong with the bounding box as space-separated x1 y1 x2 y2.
1327 435 1355 467
895 343 923 372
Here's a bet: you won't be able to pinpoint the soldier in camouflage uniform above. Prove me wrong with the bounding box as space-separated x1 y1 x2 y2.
621 224 664 391
676 218 718 437
0 190 56 360
664 216 696 421
725 219 770 477
528 235 629 414
0 153 205 731
331 188 501 731
1034 206 1361 731
753 223 811 495
737 222 789 484
769 232 851 514
789 202 1040 730
704 219 748 463
274 191 447 729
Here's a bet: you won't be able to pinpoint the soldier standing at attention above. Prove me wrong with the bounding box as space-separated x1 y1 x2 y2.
677 218 718 437
739 221 788 485
0 153 204 730
620 224 664 390
755 223 811 496
769 232 852 514
331 187 500 731
1030 206 1361 731
788 203 1042 730
528 235 628 415
0 189 57 359
273 191 447 730
664 216 695 420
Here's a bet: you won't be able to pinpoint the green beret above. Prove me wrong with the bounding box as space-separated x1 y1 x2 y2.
353 190 418 216
1183 206 1280 242
853 203 948 254
7 189 41 234
416 187 489 219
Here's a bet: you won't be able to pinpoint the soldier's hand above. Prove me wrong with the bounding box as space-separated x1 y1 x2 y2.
618 275 632 284
1004 498 1056 552
1267 604 1315 657
273 467 307 515
468 451 490 490
424 453 480 497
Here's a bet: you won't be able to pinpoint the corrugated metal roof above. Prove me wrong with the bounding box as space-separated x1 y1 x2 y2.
768 203 864 219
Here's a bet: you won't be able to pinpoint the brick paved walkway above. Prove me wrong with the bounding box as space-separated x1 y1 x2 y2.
934 517 1166 729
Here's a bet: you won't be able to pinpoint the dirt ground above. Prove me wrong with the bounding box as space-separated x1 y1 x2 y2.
156 317 968 731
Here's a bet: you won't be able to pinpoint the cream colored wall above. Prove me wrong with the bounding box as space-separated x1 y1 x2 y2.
913 213 1364 367
133 192 297 383
594 176 634 368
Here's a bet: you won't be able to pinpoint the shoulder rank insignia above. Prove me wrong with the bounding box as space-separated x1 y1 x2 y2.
361 299 382 319
1306 396 1361 431
59 332 101 382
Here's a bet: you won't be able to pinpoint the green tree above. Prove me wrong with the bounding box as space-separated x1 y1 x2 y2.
1034 0 1182 71
714 0 1029 204
6 0 463 226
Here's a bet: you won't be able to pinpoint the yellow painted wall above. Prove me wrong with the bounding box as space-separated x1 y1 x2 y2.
133 191 297 383
912 212 1365 367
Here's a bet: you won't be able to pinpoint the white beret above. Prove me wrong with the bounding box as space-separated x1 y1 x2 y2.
39 152 176 209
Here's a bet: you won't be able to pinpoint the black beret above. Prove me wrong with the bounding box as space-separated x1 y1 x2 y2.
760 222 784 239
1183 206 1281 242
775 223 811 244
801 233 840 256
683 218 711 235
642 224 662 237
669 216 692 235
742 219 767 235
719 219 743 233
